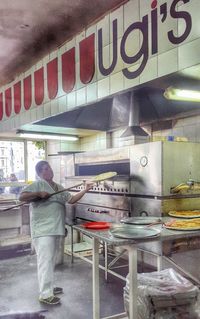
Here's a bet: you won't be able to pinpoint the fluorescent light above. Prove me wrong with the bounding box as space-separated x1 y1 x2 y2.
164 87 200 102
17 131 79 141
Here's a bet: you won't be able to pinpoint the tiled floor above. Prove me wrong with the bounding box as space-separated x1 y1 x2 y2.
1 249 200 319
0 253 127 319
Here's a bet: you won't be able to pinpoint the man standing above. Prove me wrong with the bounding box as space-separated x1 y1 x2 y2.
19 160 93 305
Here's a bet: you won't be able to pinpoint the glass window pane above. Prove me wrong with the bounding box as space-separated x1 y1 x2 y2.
27 141 46 181
0 141 25 182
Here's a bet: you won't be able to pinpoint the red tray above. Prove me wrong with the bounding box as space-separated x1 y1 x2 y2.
83 221 110 229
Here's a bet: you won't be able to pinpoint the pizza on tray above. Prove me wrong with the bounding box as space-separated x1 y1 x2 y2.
168 210 200 218
164 218 200 230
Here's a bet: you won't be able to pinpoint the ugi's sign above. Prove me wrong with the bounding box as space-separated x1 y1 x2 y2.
0 0 193 120
63 0 192 90
97 0 192 79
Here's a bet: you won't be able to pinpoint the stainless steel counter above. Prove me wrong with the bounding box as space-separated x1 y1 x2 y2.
73 224 200 319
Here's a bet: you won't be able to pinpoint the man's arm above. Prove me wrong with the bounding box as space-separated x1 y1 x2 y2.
68 181 93 204
19 191 50 202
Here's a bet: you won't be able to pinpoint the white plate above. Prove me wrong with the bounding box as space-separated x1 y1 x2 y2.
110 225 161 239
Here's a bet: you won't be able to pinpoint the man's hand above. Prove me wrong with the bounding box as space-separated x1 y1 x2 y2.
38 191 50 199
84 181 94 191
19 191 50 203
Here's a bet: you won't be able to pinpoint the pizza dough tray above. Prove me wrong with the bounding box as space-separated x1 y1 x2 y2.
121 216 161 225
110 224 161 239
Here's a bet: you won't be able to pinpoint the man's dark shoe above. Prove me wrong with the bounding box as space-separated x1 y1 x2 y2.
39 296 61 305
53 287 63 295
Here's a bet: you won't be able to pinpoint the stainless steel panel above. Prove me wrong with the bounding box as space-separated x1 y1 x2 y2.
72 192 130 211
75 204 129 223
130 198 162 217
64 141 200 222
74 147 130 164
130 141 200 196
162 142 200 195
130 141 162 196
60 154 75 185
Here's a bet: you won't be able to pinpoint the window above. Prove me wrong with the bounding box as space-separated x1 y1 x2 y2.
27 141 45 181
0 140 46 196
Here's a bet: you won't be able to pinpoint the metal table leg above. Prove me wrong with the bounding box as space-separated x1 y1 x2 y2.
157 255 162 271
126 244 138 319
93 237 100 319
104 242 108 281
71 226 74 264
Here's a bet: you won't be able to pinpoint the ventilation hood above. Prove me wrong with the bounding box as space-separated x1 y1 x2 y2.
120 91 148 137
32 68 200 136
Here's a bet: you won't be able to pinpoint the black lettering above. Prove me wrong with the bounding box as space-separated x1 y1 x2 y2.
168 0 192 44
160 3 167 23
121 15 149 79
98 19 118 76
151 7 158 54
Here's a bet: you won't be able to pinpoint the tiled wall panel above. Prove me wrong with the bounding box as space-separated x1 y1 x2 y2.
0 0 198 140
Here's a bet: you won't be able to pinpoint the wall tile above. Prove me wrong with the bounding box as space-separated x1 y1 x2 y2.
124 0 139 30
35 60 43 70
43 101 51 118
14 115 20 128
176 116 197 127
140 56 158 84
183 124 197 142
57 50 62 73
36 105 44 120
97 77 110 99
158 48 178 77
86 82 97 103
58 95 67 113
172 127 184 137
97 15 110 47
57 70 65 98
50 99 59 115
180 65 200 81
75 30 85 63
67 91 76 109
97 44 110 81
43 65 49 104
86 24 97 49
59 43 67 55
112 39 124 74
76 61 84 90
24 110 31 123
76 87 86 106
195 124 200 142
124 63 140 90
178 0 200 43
178 38 200 69
66 38 76 51
110 71 124 95
139 0 167 18
123 30 140 69
50 50 58 60
110 5 124 39
158 13 177 54
43 54 50 65
19 112 26 126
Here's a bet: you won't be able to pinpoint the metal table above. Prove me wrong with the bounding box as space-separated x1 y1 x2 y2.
73 224 200 319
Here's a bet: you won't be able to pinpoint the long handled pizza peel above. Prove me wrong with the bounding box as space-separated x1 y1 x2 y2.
0 171 117 212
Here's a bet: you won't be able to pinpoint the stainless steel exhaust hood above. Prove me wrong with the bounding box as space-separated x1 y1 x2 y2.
33 70 200 136
120 91 148 137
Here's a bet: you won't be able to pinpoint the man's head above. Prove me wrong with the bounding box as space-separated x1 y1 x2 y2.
35 161 54 181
